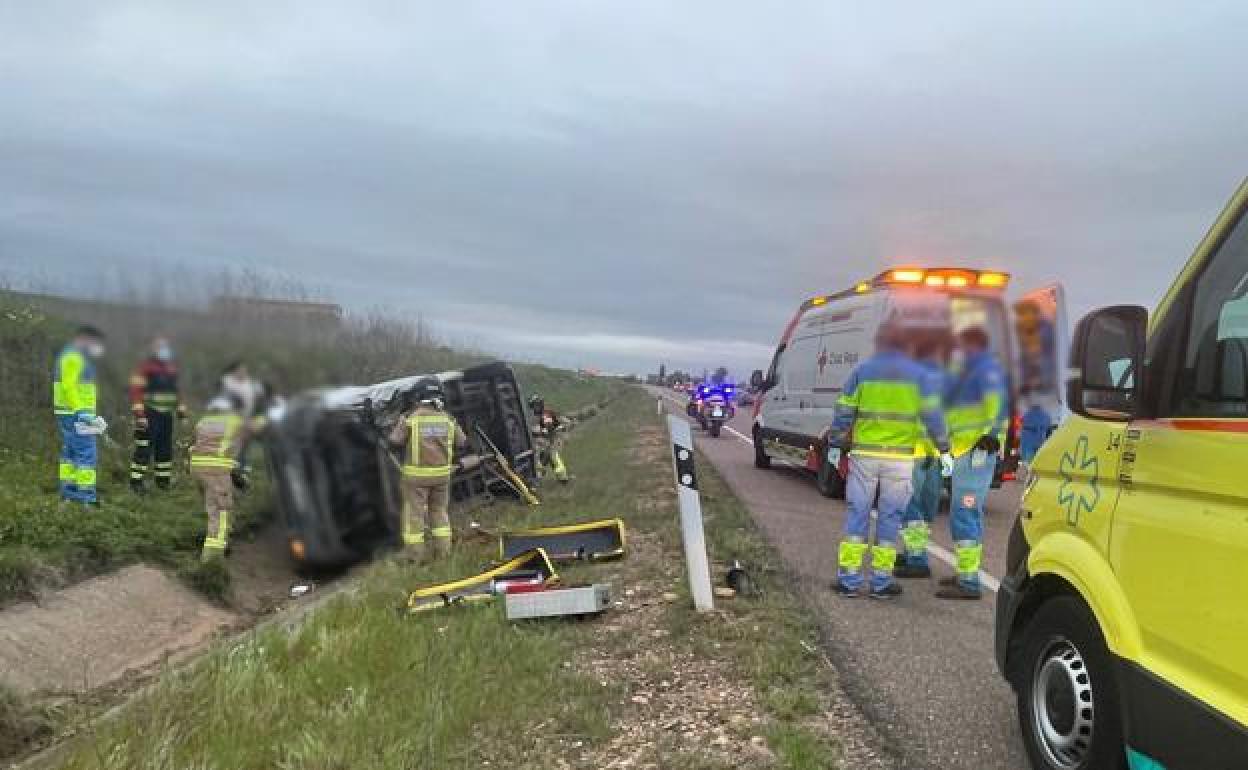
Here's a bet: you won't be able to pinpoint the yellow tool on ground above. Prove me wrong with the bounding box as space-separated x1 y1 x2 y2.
475 425 540 506
404 548 558 613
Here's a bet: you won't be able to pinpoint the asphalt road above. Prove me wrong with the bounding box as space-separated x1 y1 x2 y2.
650 389 1028 770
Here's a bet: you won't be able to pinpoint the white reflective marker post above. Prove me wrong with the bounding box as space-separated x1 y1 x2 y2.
666 415 714 612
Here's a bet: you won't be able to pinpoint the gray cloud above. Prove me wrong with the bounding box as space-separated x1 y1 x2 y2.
2 1 1246 376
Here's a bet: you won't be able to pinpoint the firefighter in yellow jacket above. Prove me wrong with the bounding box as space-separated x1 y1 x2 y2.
388 377 469 561
189 394 259 561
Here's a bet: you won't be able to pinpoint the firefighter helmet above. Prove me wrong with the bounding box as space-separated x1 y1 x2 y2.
414 377 444 406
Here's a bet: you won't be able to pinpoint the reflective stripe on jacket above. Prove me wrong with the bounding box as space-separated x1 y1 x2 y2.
129 358 180 415
190 413 245 470
830 349 948 459
390 407 467 479
53 346 97 418
946 351 1008 457
914 359 948 458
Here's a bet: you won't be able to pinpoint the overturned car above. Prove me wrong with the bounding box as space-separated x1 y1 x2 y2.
265 361 537 570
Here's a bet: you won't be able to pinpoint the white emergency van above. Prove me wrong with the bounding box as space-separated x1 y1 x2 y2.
749 267 1066 497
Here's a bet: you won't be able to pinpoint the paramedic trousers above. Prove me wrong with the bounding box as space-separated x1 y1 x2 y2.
401 476 453 559
194 468 233 561
57 415 97 504
901 455 943 568
950 451 997 592
131 410 174 489
837 455 914 593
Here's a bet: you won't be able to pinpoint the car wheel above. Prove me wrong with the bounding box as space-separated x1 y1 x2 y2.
815 456 845 498
709 422 721 438
1016 596 1127 770
753 430 771 469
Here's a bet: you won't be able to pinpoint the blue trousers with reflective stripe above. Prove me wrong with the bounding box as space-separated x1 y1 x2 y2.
840 455 913 592
57 415 98 503
901 456 943 567
950 451 995 589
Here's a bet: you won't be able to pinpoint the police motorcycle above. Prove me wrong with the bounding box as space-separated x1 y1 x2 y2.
697 385 736 437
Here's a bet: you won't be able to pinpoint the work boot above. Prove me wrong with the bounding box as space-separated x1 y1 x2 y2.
832 581 860 599
869 583 903 600
155 479 171 491
894 564 931 579
130 480 147 495
936 582 982 600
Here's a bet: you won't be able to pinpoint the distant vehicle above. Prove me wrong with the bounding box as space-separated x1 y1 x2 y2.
750 267 1067 498
996 178 1248 770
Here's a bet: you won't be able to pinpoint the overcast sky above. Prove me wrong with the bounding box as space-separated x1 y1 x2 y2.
2 1 1246 376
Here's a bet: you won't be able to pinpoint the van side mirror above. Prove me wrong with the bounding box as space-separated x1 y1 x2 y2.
750 369 765 389
1067 305 1147 421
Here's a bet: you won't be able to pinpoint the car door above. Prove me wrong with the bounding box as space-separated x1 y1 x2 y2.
1111 186 1248 737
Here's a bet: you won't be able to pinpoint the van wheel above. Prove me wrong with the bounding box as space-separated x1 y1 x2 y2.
816 457 845 498
1016 597 1126 770
753 431 771 469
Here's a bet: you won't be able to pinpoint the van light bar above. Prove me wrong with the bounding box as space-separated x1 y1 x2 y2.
810 296 828 306
875 267 1010 290
855 282 870 293
889 269 925 284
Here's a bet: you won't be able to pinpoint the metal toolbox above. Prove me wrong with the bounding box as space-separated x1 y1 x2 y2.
505 584 612 620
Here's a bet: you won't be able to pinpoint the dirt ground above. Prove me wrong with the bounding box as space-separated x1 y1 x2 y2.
0 521 315 699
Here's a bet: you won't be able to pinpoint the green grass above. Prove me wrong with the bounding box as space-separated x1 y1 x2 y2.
43 389 843 770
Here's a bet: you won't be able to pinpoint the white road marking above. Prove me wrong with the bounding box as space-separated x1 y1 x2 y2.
653 388 1000 592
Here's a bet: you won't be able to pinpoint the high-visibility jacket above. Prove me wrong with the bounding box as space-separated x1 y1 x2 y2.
129 357 181 417
946 350 1008 457
190 412 247 470
389 406 468 479
830 349 948 460
53 345 97 419
913 358 948 458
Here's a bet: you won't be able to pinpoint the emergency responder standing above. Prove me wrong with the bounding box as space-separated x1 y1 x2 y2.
937 326 1008 600
388 377 469 562
827 324 949 599
189 393 256 561
53 326 107 505
529 394 570 483
219 361 263 490
128 336 187 493
896 335 952 579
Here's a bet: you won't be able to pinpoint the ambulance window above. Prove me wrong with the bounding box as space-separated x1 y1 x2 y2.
1172 209 1248 417
784 333 822 392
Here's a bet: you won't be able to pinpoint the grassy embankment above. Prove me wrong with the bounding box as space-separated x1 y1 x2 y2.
0 290 616 605
42 388 845 769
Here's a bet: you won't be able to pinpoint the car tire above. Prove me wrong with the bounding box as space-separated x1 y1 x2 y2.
815 456 845 498
753 430 771 469
1015 596 1127 770
709 422 721 438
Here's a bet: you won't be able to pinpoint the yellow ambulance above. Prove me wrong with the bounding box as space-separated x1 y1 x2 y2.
996 178 1248 769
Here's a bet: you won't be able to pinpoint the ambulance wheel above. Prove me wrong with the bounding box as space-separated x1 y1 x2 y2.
753 431 771 469
1016 596 1126 770
816 458 845 498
